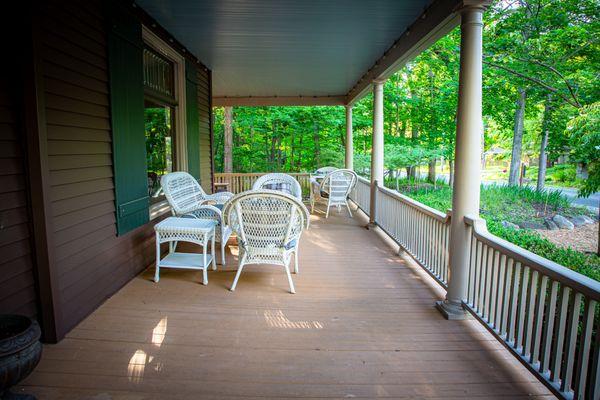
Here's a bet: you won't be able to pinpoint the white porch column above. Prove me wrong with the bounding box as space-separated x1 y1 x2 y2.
436 2 487 319
345 105 353 170
369 79 385 224
371 79 385 184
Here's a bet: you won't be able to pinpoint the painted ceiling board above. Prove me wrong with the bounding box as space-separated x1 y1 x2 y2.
137 0 434 98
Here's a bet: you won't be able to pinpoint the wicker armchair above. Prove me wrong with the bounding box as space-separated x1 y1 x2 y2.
310 169 357 218
252 173 302 200
161 172 233 265
223 190 309 294
315 166 338 175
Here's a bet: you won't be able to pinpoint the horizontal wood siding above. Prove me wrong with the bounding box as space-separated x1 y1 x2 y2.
0 70 38 318
41 0 156 335
196 68 212 192
33 0 211 340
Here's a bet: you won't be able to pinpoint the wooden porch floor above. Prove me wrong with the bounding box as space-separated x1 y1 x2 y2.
19 210 554 399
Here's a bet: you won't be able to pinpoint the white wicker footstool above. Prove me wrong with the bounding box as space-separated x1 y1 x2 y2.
154 217 217 285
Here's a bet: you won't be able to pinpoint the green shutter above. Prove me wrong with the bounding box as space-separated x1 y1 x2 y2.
185 60 201 179
107 3 149 235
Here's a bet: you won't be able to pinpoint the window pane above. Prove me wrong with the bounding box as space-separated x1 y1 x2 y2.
145 104 175 202
143 47 175 101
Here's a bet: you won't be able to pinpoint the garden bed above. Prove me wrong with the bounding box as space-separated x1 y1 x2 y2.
390 181 600 281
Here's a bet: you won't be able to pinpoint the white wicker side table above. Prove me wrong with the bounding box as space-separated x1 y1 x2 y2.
154 217 217 285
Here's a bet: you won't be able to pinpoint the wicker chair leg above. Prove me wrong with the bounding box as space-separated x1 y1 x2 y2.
221 240 226 266
284 263 296 294
230 256 246 291
294 250 299 274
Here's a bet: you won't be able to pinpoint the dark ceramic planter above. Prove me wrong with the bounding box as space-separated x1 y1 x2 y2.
0 315 42 400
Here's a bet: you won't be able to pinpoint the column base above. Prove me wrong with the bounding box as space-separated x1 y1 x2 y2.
366 222 377 230
435 300 471 320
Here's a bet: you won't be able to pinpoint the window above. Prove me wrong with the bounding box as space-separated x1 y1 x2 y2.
141 36 187 218
144 101 175 202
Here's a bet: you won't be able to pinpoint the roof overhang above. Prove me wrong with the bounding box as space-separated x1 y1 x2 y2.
136 0 462 106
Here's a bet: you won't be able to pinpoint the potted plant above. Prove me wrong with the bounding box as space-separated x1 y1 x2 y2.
0 315 42 399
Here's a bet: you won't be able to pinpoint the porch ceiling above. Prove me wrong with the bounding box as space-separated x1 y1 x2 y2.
136 0 460 105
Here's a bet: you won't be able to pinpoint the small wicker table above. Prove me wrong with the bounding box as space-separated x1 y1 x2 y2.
154 217 217 285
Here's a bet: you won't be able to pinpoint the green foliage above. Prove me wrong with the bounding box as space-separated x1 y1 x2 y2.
403 184 599 280
487 220 600 280
144 107 173 175
567 102 600 197
214 106 345 173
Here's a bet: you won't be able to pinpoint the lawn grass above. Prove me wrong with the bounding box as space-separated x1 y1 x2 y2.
387 179 600 281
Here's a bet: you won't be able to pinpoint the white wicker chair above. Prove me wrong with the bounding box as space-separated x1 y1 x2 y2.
223 190 309 294
161 171 234 265
315 166 338 175
252 173 302 200
310 169 357 218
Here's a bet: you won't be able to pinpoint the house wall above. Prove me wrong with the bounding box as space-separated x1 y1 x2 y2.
0 64 38 319
0 0 213 341
197 68 213 192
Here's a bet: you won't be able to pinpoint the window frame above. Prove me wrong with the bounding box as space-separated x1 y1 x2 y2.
142 26 188 173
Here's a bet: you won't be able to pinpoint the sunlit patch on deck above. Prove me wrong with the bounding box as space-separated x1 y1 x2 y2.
152 317 167 347
127 350 147 383
264 309 323 329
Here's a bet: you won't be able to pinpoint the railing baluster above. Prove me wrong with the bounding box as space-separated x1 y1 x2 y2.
495 253 506 332
507 260 521 345
530 275 548 365
540 280 559 374
550 285 571 383
478 244 488 315
515 265 529 352
484 246 494 321
467 232 477 305
587 314 600 400
523 270 538 357
560 292 583 393
489 250 500 328
574 299 596 399
499 255 512 338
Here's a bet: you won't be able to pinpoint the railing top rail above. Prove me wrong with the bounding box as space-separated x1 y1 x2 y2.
465 215 600 300
377 184 450 222
215 172 310 176
355 175 449 222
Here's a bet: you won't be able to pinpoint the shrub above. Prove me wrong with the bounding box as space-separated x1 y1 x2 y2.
487 220 600 281
548 164 577 184
396 183 600 282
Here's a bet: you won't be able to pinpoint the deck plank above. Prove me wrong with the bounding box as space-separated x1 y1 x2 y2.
19 210 554 399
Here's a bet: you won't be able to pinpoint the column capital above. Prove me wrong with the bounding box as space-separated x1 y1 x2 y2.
372 78 386 86
456 0 492 12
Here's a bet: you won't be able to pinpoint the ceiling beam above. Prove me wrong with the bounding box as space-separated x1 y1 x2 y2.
213 96 346 107
345 0 462 105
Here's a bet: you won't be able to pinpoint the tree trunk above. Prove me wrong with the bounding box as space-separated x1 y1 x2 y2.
313 119 320 167
409 124 418 179
508 88 527 185
428 159 436 183
297 132 303 171
270 122 277 170
449 159 454 187
290 130 294 171
223 106 233 173
537 95 553 191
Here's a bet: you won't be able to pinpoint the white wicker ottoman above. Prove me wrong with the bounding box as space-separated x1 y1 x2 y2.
154 217 217 285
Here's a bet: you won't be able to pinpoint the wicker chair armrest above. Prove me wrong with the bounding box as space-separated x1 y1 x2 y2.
203 192 234 205
182 204 224 224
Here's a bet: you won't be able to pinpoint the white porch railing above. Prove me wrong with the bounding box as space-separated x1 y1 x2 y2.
214 172 311 196
350 175 600 400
